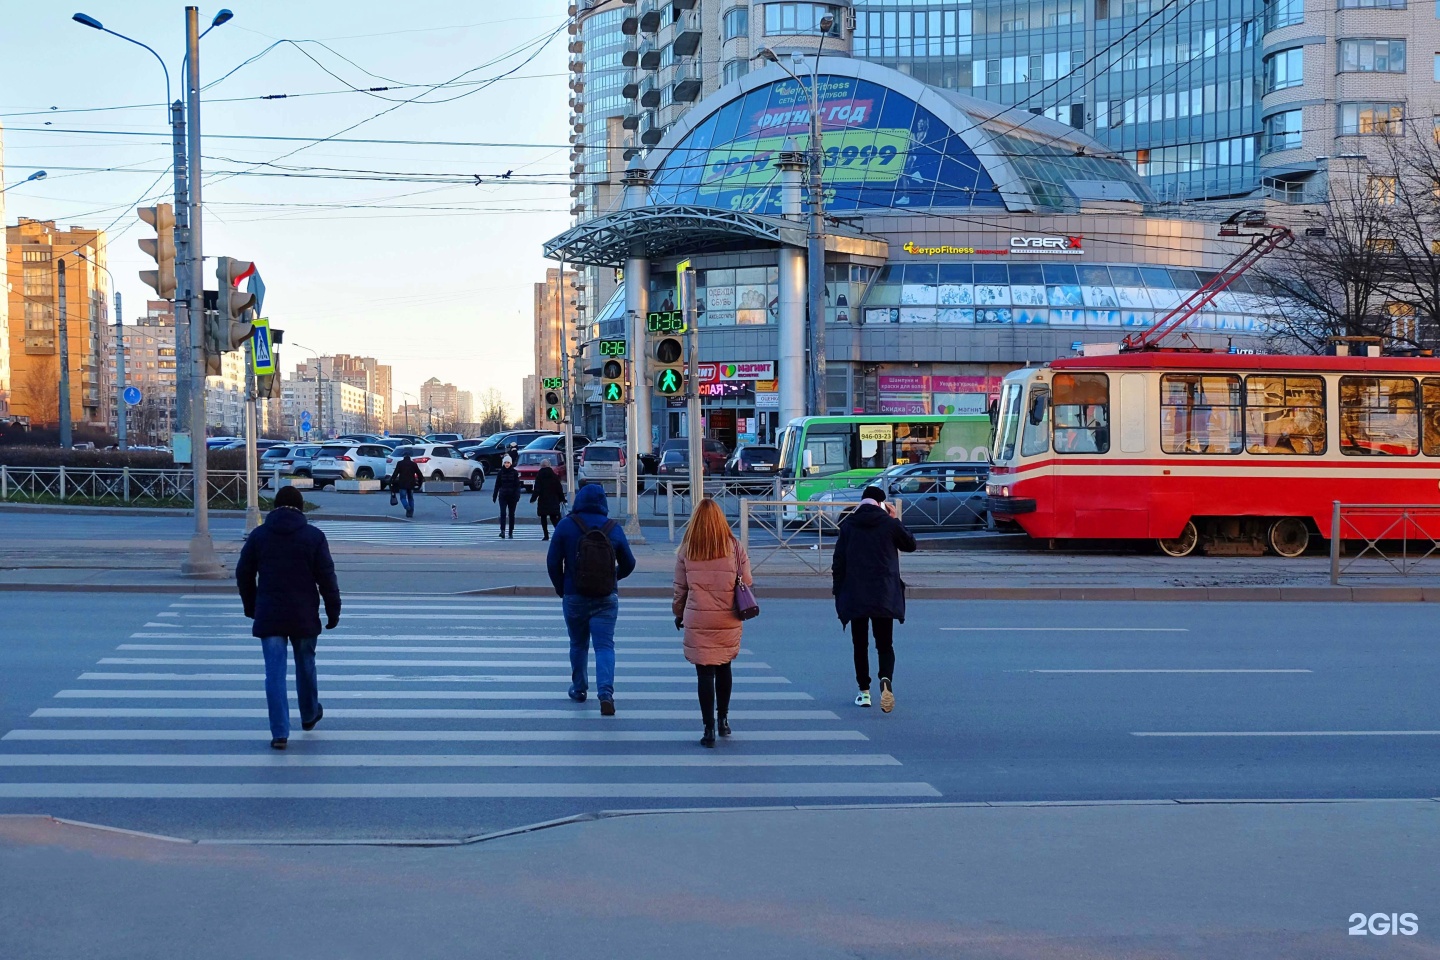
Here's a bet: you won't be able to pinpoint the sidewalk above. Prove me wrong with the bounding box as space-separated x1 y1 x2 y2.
2 799 1434 959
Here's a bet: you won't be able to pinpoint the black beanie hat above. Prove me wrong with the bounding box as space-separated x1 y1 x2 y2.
861 485 886 502
274 485 305 510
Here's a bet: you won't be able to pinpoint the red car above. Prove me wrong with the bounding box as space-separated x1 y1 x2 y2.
516 449 565 492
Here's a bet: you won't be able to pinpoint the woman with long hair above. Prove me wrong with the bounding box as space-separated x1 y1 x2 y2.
673 497 752 747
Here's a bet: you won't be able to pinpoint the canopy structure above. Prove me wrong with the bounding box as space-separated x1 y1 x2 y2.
544 204 805 267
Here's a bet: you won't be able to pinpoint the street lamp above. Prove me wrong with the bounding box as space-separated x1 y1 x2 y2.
75 252 128 451
757 14 835 416
291 342 326 440
71 13 171 106
0 170 47 194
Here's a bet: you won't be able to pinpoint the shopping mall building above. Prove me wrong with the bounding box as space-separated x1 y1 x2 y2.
546 55 1278 451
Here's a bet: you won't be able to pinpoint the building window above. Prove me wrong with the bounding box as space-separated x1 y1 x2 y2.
1262 47 1304 91
1367 175 1399 203
1338 101 1404 134
722 6 748 41
1339 39 1406 72
1262 110 1303 152
722 58 748 84
1338 0 1405 6
763 3 842 37
1265 0 1304 29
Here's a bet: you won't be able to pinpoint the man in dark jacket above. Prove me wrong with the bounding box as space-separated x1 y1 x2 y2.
832 485 916 713
546 483 637 714
492 455 522 538
529 463 566 541
236 485 341 748
390 451 423 519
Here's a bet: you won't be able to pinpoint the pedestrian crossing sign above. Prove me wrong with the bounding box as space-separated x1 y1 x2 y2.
250 318 274 376
655 368 682 396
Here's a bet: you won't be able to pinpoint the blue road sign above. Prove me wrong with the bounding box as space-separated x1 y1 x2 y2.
250 318 274 376
122 385 143 406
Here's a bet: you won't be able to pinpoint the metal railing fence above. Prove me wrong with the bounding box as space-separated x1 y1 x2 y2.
1330 501 1440 583
0 465 250 507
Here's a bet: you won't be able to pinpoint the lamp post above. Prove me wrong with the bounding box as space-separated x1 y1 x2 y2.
77 253 126 450
292 343 326 441
759 14 834 416
0 170 47 194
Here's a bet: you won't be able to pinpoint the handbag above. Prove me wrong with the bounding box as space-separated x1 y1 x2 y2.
733 543 760 620
390 491 398 506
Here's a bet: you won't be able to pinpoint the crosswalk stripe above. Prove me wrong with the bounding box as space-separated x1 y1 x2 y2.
170 613 677 622
97 658 771 669
3 729 869 742
32 708 842 720
79 673 789 684
176 594 673 604
0 782 943 799
312 522 551 545
128 634 680 641
53 690 814 701
0 753 899 768
117 645 696 653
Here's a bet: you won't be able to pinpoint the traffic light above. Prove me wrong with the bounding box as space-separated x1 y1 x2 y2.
207 257 257 375
136 204 176 299
541 376 565 422
653 335 684 396
257 349 280 400
602 359 626 404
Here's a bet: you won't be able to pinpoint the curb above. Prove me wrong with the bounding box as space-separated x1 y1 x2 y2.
0 503 390 523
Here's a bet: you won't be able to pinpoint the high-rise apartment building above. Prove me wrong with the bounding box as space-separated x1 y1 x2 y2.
531 268 579 430
5 219 111 430
299 354 393 430
106 300 180 442
0 123 9 419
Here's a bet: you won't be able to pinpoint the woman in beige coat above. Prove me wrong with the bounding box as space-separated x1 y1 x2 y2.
673 497 753 747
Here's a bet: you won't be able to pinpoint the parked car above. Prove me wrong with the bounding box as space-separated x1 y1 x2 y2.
576 442 626 485
516 448 565 492
522 433 591 459
424 432 463 444
812 461 991 529
276 443 323 478
386 444 486 491
309 442 394 488
467 430 557 473
206 436 241 450
656 448 689 480
258 445 293 485
386 434 425 445
724 444 780 476
336 433 387 444
659 437 728 475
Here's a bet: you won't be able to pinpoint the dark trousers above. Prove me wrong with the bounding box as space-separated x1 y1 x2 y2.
539 511 560 538
695 662 733 724
851 617 895 690
497 497 518 535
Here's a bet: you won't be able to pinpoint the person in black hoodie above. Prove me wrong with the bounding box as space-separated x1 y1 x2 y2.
492 455 522 538
390 451 423 519
236 486 341 749
832 485 916 714
529 462 566 540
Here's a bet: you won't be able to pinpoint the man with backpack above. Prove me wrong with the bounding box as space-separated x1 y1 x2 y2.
546 482 637 715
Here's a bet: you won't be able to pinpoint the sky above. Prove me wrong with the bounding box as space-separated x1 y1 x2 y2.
1 0 574 416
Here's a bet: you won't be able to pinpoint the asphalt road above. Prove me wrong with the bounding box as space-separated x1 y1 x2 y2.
0 591 1435 841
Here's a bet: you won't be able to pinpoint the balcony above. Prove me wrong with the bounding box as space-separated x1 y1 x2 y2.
672 59 702 101
570 201 587 217
640 76 661 108
621 35 640 67
640 112 667 147
621 7 639 34
622 109 641 130
568 39 584 54
638 0 662 33
673 0 696 8
569 58 584 74
569 76 585 93
674 10 702 57
639 40 661 70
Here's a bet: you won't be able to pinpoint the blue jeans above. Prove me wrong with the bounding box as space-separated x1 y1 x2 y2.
396 488 414 516
563 593 618 701
261 635 319 739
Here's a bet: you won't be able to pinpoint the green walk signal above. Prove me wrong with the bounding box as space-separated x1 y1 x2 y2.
655 368 683 396
547 405 563 421
604 382 624 403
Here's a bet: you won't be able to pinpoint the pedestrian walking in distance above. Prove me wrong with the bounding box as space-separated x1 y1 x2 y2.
530 462 566 541
547 483 636 715
673 497 753 747
833 485 916 713
492 455 522 539
390 450 422 519
236 485 341 749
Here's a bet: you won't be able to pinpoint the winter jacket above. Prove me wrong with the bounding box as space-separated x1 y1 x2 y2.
390 458 422 492
832 503 917 625
492 465 522 503
673 540 752 666
530 465 566 516
546 483 637 597
236 506 342 639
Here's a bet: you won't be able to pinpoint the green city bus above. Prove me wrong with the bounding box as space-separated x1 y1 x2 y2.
777 414 993 502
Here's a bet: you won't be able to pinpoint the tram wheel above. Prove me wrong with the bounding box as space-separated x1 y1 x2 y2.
1268 517 1310 558
1157 520 1199 558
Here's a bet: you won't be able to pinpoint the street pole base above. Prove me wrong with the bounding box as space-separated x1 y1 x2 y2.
180 534 227 580
623 515 648 545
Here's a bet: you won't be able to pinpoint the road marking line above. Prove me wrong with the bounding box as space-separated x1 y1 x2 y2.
0 753 898 768
78 672 790 685
53 690 814 701
942 627 1189 632
96 658 770 669
0 782 942 799
176 595 671 605
30 708 841 720
2 729 870 742
1020 669 1312 674
1133 730 1440 737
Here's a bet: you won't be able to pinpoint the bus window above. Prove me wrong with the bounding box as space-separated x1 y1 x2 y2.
803 434 850 475
1052 373 1110 454
1245 375 1325 455
893 422 940 464
1340 376 1419 457
1161 374 1242 454
1021 387 1050 457
991 383 1024 462
1423 380 1440 456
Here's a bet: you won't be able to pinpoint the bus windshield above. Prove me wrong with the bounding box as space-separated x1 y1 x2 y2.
991 382 1024 463
778 426 800 477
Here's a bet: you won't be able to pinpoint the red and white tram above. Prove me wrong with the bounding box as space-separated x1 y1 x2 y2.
985 352 1440 556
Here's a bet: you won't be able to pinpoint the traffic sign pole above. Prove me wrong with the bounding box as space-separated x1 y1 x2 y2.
680 260 702 501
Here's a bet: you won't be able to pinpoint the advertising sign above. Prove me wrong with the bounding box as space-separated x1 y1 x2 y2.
697 361 777 383
859 424 894 442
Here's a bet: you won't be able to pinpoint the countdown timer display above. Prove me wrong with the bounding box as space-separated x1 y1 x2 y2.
599 339 627 357
647 311 687 334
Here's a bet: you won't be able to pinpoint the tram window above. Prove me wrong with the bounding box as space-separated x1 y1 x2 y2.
1422 379 1440 456
1021 387 1050 456
1245 375 1326 455
1051 373 1110 454
1340 376 1419 457
1160 374 1242 454
993 383 1024 461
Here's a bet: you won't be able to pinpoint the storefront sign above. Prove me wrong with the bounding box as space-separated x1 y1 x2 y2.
878 398 928 415
1010 235 1083 255
755 379 778 393
699 382 753 399
697 361 776 382
859 424 894 442
755 392 780 409
878 375 928 393
901 241 1009 257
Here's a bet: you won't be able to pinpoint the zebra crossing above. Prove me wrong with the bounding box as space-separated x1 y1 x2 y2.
0 595 938 802
312 521 548 545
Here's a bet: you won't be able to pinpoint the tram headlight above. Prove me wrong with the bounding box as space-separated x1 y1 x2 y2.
987 484 1010 497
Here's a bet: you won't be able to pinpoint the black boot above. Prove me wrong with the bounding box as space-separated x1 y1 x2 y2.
717 716 731 738
700 723 716 747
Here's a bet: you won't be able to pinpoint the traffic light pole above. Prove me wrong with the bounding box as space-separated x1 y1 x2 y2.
171 99 191 432
115 288 126 450
243 336 260 532
681 266 702 501
181 5 223 578
557 258 575 501
57 259 72 450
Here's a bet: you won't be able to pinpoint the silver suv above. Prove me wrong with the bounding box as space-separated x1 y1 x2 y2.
309 443 392 488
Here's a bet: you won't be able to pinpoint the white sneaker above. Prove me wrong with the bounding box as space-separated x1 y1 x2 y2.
854 690 872 708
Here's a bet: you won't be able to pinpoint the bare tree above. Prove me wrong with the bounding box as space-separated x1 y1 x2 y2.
475 388 510 436
15 363 60 427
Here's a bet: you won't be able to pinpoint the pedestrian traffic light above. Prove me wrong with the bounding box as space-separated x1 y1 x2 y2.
206 257 258 376
602 359 625 404
136 204 176 299
542 377 565 422
653 336 684 396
